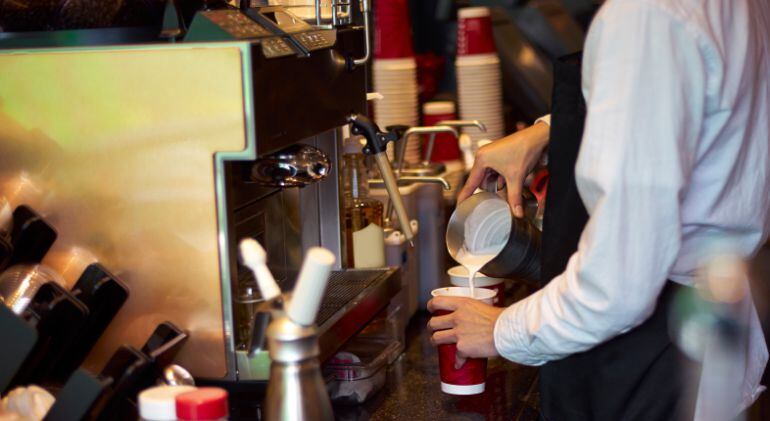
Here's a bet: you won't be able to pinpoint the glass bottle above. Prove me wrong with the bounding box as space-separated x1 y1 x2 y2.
342 136 385 268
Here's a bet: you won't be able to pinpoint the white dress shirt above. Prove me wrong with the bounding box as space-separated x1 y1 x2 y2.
493 0 770 416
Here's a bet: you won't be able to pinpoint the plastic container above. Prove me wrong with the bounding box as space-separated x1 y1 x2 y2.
324 337 400 405
138 385 197 421
422 101 461 162
384 223 419 324
357 305 406 364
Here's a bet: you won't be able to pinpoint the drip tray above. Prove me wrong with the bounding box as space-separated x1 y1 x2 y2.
315 268 401 362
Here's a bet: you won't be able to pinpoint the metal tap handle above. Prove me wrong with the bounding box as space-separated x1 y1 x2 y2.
424 121 487 162
435 120 487 133
370 176 451 190
352 0 372 67
348 115 415 242
400 126 459 170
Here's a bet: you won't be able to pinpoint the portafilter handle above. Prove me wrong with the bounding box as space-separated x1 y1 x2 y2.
348 114 415 243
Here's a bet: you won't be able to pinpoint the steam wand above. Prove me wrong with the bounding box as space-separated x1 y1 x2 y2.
347 114 415 245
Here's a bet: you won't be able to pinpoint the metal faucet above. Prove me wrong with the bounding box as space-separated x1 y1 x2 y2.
370 174 451 229
373 124 460 229
396 126 459 174
423 120 486 165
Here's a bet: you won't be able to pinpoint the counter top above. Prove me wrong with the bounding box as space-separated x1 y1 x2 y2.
334 283 541 421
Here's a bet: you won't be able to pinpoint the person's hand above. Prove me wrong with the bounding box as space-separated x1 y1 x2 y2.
457 122 550 217
427 296 505 369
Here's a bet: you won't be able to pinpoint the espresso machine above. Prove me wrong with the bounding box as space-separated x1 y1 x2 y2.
0 0 407 413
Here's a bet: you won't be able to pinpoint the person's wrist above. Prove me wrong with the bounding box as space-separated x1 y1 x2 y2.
532 121 550 146
531 122 550 167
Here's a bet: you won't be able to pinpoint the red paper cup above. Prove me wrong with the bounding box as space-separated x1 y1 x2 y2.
422 101 462 162
447 266 506 307
375 0 415 59
457 7 496 56
431 287 496 395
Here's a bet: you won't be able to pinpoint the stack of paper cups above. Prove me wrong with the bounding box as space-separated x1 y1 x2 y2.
456 7 504 151
373 0 420 163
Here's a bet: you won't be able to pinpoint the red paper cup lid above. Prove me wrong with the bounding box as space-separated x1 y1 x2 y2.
175 388 228 420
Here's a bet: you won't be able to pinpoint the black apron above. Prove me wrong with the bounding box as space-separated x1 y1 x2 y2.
537 52 685 421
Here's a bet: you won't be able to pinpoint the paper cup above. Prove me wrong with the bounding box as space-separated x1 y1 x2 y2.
431 287 496 395
457 7 496 56
375 0 415 59
447 266 506 307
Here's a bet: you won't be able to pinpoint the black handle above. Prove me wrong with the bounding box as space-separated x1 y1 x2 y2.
347 114 401 155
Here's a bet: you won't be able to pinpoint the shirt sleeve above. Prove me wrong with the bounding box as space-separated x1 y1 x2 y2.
493 0 709 365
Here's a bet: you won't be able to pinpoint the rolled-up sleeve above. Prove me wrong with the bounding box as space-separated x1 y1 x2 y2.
493 0 708 365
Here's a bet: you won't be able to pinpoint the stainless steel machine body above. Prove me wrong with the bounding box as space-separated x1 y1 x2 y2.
0 3 400 387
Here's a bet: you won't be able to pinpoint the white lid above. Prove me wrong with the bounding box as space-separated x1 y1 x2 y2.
423 101 456 115
138 386 197 420
458 7 490 19
447 266 505 287
431 286 496 302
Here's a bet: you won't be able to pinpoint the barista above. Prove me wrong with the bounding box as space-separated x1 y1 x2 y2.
428 0 770 419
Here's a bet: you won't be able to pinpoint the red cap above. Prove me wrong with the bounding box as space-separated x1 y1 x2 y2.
175 388 229 420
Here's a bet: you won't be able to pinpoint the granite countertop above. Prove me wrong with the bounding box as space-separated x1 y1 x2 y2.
334 283 541 421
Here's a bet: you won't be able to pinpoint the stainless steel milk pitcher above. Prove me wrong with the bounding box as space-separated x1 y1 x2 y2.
446 176 541 281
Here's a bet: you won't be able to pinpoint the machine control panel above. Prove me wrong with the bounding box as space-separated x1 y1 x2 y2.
260 37 294 58
185 7 337 59
201 10 272 39
295 29 337 52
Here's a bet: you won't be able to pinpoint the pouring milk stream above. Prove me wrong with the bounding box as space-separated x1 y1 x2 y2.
453 199 511 298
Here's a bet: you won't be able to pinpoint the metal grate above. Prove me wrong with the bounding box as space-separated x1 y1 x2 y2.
315 270 385 326
235 267 387 326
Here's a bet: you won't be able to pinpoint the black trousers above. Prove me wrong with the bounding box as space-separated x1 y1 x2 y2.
537 53 685 421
